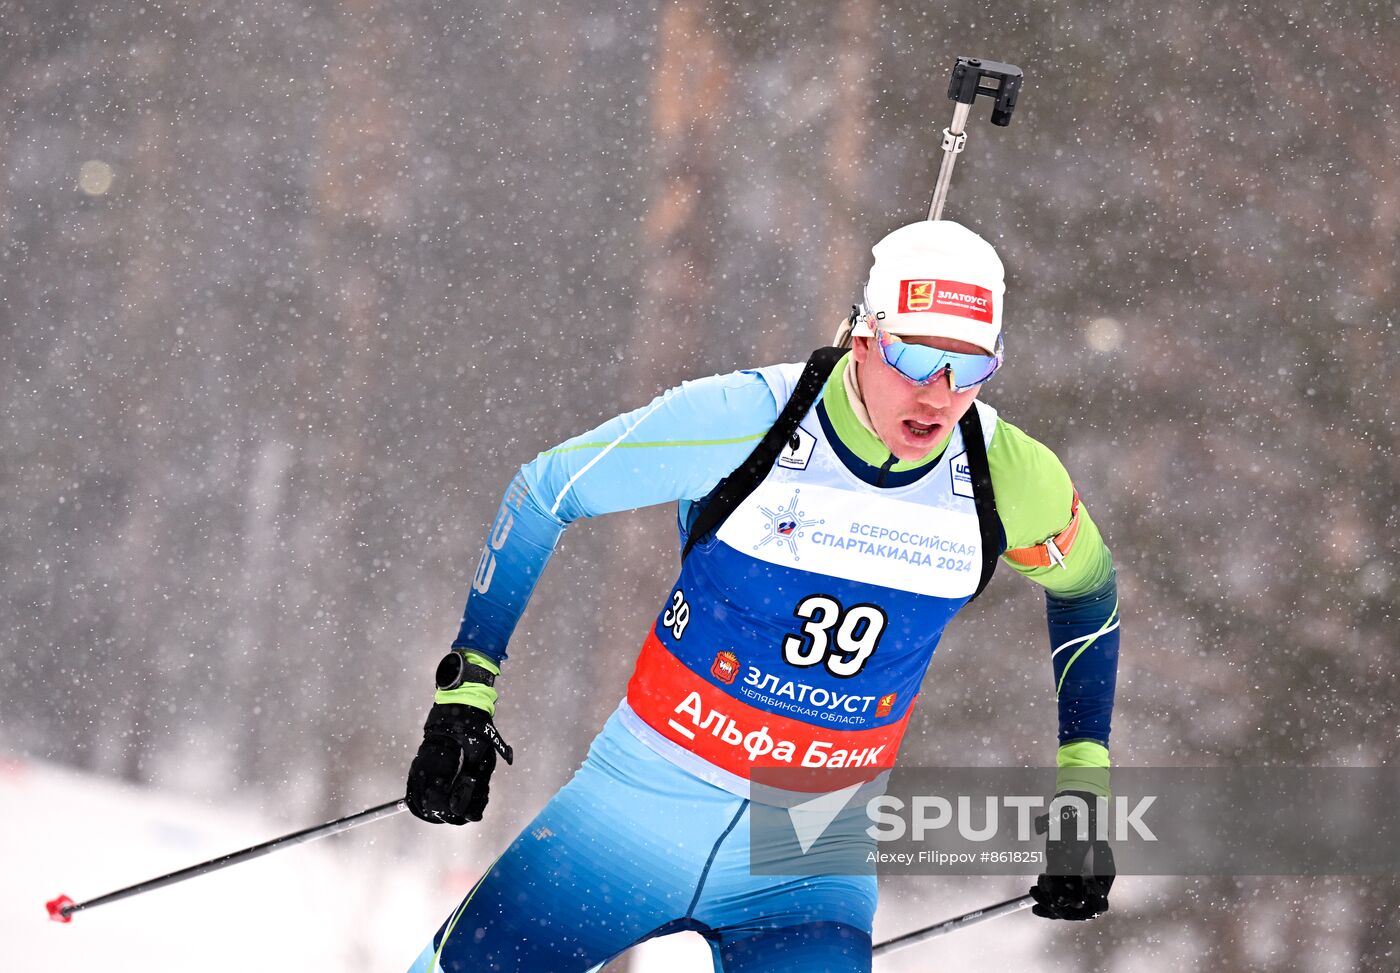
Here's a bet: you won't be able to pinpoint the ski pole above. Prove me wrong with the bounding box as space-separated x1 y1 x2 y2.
46 797 408 923
872 892 1035 957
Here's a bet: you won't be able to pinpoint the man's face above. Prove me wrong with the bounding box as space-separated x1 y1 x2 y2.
851 333 986 462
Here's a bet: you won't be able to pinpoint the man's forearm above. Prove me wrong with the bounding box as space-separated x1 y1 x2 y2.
451 472 565 664
1046 568 1120 795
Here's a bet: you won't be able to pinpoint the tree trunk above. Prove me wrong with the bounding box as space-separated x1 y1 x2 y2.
596 5 733 969
817 0 875 349
303 0 408 822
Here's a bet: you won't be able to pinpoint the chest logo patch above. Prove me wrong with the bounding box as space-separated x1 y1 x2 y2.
949 451 975 499
755 489 824 561
777 424 817 471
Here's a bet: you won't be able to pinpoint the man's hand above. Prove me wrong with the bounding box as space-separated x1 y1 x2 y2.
406 703 513 825
1029 791 1115 921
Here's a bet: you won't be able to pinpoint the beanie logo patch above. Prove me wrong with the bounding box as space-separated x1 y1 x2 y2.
898 279 994 324
901 280 936 312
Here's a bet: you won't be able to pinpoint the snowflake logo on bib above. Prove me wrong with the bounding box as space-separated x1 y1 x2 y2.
753 489 823 561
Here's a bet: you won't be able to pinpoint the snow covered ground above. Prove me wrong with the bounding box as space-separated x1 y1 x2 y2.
4 756 1045 972
3 756 437 971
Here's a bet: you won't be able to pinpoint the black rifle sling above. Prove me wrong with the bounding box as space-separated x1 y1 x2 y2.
956 403 1002 602
681 345 1003 605
682 346 846 561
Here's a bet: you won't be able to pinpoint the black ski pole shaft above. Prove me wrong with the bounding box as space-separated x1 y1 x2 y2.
47 797 408 923
872 892 1034 957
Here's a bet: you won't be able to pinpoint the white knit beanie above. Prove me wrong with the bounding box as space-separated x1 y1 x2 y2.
850 220 1005 353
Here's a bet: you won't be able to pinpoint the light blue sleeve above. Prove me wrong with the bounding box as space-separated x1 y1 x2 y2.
451 369 783 663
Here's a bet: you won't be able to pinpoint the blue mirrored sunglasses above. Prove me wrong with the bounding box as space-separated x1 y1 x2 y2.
873 322 1003 392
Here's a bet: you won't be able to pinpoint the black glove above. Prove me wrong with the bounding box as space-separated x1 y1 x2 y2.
1030 791 1116 920
406 703 514 825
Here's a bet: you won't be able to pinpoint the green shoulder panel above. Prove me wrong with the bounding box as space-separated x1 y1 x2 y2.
820 361 1112 597
986 418 1113 598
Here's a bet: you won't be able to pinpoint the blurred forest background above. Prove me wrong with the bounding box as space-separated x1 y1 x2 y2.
2 0 1397 969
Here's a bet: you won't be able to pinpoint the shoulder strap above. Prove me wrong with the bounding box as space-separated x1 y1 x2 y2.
682 347 846 561
956 403 1003 602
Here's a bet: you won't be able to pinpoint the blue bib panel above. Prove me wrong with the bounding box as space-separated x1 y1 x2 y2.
622 363 998 796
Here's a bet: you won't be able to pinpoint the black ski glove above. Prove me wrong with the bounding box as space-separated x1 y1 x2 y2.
406 703 514 825
1030 791 1116 920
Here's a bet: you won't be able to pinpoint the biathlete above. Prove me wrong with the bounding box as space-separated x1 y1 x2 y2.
404 219 1121 972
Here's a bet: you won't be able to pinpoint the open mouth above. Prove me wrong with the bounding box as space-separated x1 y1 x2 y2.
903 419 941 439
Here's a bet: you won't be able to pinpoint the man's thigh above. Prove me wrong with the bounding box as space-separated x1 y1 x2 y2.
693 805 878 973
424 782 693 970
419 717 746 972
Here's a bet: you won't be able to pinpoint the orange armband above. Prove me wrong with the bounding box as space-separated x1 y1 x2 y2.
1005 491 1081 569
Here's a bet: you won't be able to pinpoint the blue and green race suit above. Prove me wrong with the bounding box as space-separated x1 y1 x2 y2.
409 353 1120 973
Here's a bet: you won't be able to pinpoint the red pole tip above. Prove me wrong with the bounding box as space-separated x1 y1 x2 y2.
46 895 75 923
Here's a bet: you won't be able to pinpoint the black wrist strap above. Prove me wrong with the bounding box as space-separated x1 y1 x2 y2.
437 649 497 689
459 662 496 687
